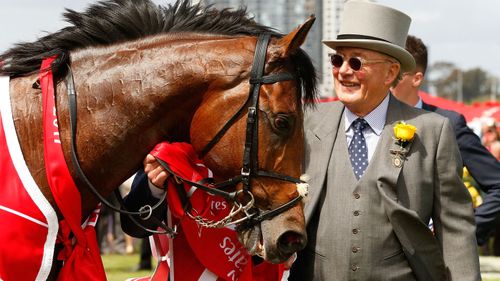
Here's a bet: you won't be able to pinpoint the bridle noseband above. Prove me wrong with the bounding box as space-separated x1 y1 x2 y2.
65 33 308 234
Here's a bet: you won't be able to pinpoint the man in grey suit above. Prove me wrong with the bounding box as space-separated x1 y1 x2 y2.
289 1 480 280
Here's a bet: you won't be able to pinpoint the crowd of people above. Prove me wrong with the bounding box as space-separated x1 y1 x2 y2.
483 120 500 160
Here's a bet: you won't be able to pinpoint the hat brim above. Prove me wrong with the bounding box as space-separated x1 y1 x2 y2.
323 39 416 73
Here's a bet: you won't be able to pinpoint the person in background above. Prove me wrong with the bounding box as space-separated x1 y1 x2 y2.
391 34 500 247
491 140 500 160
96 196 117 254
131 238 152 271
289 1 480 280
482 121 500 149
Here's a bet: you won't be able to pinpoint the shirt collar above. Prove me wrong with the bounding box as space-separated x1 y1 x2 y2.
345 93 390 136
415 97 423 109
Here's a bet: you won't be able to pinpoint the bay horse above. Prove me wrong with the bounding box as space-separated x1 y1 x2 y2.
0 0 317 278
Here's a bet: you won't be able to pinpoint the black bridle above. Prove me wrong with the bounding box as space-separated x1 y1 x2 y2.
164 34 307 228
65 33 307 234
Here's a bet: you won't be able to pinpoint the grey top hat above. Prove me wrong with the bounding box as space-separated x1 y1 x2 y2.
323 0 416 72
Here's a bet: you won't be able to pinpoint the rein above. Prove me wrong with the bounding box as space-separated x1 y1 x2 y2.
66 68 173 235
64 33 307 234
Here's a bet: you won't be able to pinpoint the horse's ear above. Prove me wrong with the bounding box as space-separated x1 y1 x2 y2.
269 15 316 61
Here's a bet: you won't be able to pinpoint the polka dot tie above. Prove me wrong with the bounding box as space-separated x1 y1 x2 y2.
349 118 369 180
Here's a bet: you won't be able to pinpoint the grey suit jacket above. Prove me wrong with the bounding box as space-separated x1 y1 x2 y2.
290 95 480 281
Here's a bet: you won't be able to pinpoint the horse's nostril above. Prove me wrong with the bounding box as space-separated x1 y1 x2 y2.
278 231 306 255
282 231 302 244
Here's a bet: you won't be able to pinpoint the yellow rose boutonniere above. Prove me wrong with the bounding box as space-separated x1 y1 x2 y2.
390 121 416 167
393 121 417 142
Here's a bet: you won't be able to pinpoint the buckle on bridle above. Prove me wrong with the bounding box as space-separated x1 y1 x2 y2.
241 168 251 177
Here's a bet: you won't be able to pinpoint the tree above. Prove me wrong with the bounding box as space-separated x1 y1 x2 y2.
427 61 497 103
462 68 490 102
427 61 459 101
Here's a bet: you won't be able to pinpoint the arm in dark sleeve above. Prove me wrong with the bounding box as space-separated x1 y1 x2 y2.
451 113 500 245
120 170 167 238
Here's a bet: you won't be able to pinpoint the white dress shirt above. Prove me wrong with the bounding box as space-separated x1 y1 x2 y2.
344 93 390 162
415 98 423 109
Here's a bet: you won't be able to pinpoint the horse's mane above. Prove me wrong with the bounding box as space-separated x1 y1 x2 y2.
0 0 317 103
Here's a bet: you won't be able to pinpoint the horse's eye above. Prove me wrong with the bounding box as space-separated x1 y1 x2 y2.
274 114 292 132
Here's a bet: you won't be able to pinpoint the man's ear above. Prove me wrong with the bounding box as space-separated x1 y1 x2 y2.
385 62 401 86
412 72 424 88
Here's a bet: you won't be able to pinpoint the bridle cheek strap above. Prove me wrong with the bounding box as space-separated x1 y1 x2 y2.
194 34 307 226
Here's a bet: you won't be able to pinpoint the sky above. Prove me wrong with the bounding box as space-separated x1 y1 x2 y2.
1 0 500 78
378 0 500 78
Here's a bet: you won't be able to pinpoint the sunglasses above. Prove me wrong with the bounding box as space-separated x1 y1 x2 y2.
329 54 394 71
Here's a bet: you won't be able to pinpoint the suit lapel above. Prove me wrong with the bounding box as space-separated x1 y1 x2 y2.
372 95 412 199
303 102 344 222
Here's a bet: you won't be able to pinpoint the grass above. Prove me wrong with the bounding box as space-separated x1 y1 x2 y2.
102 253 154 281
102 253 500 281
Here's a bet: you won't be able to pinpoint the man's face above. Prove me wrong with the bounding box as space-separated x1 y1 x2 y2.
332 47 399 116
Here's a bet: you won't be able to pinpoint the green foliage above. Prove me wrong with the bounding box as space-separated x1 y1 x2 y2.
427 61 498 103
463 68 489 102
428 61 458 101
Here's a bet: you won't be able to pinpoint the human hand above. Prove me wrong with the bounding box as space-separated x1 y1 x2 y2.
143 154 170 189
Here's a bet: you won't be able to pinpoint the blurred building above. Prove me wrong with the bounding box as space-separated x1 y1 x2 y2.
201 0 345 97
321 0 344 97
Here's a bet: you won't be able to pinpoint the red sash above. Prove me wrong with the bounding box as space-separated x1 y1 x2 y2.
40 57 106 281
147 142 285 281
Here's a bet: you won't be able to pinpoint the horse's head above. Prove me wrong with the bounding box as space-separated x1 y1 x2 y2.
190 17 317 263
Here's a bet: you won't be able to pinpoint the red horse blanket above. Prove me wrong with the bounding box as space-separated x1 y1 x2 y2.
0 76 59 280
0 65 106 281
